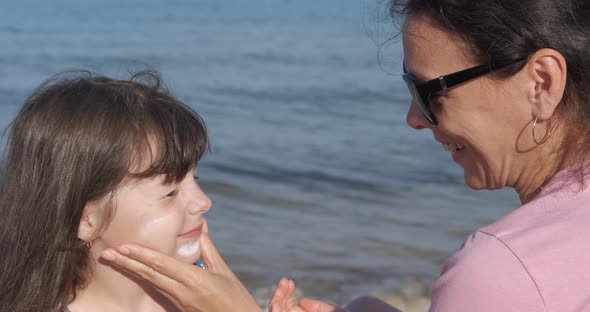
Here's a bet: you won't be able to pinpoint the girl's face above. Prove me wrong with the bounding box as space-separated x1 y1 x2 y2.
94 169 211 263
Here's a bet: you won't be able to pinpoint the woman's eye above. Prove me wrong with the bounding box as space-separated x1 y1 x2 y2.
166 189 178 197
429 93 444 112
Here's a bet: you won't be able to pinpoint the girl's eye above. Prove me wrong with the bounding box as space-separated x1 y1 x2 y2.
166 189 178 197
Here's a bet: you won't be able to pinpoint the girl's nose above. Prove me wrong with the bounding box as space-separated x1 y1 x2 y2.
187 184 211 215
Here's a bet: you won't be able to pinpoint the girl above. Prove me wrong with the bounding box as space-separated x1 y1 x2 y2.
0 70 211 312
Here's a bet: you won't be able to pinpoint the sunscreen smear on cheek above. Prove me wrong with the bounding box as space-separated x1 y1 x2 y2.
138 214 175 241
177 240 200 257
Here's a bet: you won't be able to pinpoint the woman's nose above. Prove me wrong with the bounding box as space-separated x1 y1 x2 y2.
406 101 430 130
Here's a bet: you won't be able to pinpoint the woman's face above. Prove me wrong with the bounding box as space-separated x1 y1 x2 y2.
403 14 534 190
95 169 211 264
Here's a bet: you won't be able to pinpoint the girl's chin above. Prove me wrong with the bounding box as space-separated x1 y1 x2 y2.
175 252 201 264
175 240 202 263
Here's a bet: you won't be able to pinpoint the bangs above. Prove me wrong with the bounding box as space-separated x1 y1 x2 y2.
122 75 209 183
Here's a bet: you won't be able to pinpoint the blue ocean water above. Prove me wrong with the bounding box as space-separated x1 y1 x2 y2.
0 0 519 304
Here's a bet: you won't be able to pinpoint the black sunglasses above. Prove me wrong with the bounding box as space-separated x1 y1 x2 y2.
402 58 527 125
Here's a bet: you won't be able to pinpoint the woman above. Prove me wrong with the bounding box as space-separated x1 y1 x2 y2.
0 71 240 312
100 0 590 311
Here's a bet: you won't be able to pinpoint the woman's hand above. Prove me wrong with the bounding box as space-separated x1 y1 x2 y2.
100 221 261 312
269 278 305 312
269 278 346 312
269 278 402 312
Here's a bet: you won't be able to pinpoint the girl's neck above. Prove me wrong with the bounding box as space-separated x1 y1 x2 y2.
68 253 178 312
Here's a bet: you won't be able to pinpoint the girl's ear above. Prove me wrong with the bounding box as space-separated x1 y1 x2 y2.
77 200 103 243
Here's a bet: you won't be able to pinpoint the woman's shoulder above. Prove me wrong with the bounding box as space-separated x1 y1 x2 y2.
430 183 590 312
430 231 545 311
481 175 590 252
436 230 539 288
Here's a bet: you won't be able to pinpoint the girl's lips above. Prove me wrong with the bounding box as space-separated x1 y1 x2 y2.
179 224 203 238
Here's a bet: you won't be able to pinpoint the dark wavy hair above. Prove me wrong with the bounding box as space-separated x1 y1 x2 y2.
390 0 590 175
0 70 209 312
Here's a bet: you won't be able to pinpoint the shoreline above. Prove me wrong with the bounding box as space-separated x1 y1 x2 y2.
254 281 431 312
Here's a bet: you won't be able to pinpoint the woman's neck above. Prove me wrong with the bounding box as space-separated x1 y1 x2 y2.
68 253 178 312
514 127 569 205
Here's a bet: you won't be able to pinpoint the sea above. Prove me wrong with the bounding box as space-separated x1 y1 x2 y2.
0 0 519 308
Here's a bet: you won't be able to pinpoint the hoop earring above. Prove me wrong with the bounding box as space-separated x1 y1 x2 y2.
85 240 93 249
532 113 551 145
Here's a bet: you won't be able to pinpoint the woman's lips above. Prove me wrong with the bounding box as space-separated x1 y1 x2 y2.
179 224 203 238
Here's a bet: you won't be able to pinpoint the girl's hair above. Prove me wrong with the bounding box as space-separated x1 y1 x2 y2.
0 70 209 312
390 0 590 176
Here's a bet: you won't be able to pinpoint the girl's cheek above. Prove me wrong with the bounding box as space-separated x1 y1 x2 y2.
137 213 179 254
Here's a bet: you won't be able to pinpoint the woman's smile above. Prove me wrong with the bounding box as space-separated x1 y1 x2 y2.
441 142 465 153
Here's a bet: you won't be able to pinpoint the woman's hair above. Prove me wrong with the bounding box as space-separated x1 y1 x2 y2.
390 0 590 175
0 70 209 312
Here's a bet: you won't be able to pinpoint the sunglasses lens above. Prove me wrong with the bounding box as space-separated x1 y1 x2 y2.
402 76 436 125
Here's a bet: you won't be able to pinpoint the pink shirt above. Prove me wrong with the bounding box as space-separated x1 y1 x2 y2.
430 174 590 312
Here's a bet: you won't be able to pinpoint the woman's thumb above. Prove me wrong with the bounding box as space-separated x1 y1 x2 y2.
199 220 227 272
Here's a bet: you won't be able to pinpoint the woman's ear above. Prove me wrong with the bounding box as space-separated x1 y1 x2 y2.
526 48 567 119
77 201 102 243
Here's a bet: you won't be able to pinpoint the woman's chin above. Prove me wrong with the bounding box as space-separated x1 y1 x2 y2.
464 172 504 190
465 179 486 190
463 170 487 190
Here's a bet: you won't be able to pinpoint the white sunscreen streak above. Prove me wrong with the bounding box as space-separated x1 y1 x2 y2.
177 240 200 257
138 215 172 241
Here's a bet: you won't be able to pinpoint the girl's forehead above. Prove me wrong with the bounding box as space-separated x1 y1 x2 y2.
119 174 167 190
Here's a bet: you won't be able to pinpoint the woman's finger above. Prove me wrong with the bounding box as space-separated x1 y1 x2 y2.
100 248 187 306
269 278 301 312
270 278 289 303
199 221 231 273
287 279 295 298
102 246 261 312
101 245 200 289
299 298 343 312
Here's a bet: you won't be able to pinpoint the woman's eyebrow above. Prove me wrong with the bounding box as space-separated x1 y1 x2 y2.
403 61 430 82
